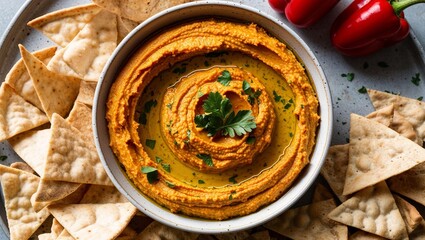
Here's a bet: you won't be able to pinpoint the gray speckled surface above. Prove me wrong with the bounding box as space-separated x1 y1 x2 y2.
0 0 424 237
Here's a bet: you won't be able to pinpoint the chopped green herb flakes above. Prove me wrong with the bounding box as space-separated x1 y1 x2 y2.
145 139 156 149
141 166 158 184
196 153 214 167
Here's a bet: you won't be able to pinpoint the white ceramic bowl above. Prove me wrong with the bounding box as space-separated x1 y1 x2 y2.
93 0 332 234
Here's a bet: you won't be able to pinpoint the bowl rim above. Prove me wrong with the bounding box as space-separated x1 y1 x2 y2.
93 0 333 234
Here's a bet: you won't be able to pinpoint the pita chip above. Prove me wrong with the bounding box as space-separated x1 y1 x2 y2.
75 80 97 106
368 89 425 142
56 229 76 240
38 218 64 240
117 16 139 42
10 162 35 174
80 185 128 204
48 202 137 240
349 231 387 240
366 104 394 127
0 83 49 141
328 181 408 240
66 101 94 143
410 220 425 239
388 162 425 207
0 164 50 240
27 4 102 48
92 0 193 22
391 110 423 145
264 199 347 240
34 180 82 203
42 113 112 185
5 46 56 110
393 194 423 233
9 129 51 175
312 182 334 202
116 226 137 240
136 221 199 240
343 114 425 195
47 10 117 81
19 44 81 120
320 144 349 202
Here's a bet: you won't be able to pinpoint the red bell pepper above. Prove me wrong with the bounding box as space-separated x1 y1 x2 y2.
268 0 340 28
331 0 425 57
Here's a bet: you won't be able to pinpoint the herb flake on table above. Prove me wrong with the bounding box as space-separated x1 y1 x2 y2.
377 61 389 68
341 73 355 81
358 86 367 94
411 73 421 86
0 156 7 161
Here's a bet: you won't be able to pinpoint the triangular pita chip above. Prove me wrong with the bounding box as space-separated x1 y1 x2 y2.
9 129 51 175
320 144 349 202
328 181 408 240
92 0 192 22
393 194 423 233
0 83 49 141
136 221 199 240
392 110 423 145
75 80 97 106
47 10 117 81
368 89 425 142
366 104 394 127
19 44 81 120
66 101 94 143
387 162 425 207
5 46 56 110
80 185 128 204
34 180 82 203
264 199 348 240
0 164 50 240
42 113 112 185
27 4 102 48
48 202 137 240
343 114 425 195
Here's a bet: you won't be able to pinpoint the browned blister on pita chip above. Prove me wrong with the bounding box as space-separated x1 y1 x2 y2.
368 89 425 142
343 114 425 195
393 194 423 233
0 83 49 141
42 113 112 185
5 46 57 110
47 10 118 81
48 202 137 240
328 181 408 240
19 44 81 120
27 4 102 48
264 199 348 240
320 144 349 202
0 164 50 240
75 80 97 106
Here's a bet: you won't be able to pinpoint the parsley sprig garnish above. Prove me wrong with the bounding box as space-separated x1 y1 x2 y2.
194 92 256 138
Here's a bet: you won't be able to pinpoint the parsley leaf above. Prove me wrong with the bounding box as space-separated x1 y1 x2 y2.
198 179 205 184
358 86 367 94
166 181 175 188
141 166 158 184
341 73 355 81
0 156 7 161
194 92 256 137
273 90 282 102
242 80 262 105
246 136 256 144
217 70 232 86
411 73 421 86
229 175 238 184
145 139 156 149
196 153 214 167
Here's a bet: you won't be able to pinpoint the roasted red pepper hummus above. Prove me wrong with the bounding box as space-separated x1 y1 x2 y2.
106 19 319 220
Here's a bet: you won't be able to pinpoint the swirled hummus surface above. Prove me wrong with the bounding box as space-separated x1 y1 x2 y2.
106 19 319 220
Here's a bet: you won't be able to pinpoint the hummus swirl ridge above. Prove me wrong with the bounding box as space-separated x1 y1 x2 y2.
106 20 319 220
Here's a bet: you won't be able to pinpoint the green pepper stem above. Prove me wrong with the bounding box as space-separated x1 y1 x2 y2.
392 0 425 15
